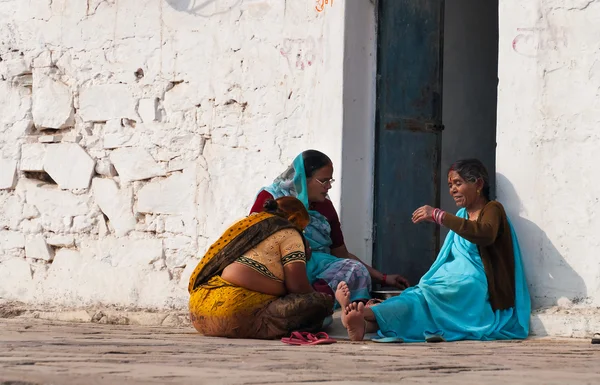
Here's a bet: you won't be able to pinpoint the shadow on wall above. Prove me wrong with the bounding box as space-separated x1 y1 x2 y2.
165 0 242 16
496 174 588 312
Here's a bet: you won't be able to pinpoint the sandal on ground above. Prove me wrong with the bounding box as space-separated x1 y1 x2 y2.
425 334 446 343
372 336 404 343
281 331 337 346
371 330 403 343
592 333 600 345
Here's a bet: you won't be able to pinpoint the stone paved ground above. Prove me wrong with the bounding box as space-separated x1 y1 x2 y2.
1 318 599 385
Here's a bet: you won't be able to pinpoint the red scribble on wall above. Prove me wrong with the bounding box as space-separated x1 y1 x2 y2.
280 38 318 71
512 30 536 58
512 27 568 58
315 0 333 13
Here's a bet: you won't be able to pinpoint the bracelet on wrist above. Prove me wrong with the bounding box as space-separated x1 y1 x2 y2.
432 208 445 225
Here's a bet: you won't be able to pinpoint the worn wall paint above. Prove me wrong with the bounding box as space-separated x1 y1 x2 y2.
497 0 600 321
0 0 345 310
2 0 599 339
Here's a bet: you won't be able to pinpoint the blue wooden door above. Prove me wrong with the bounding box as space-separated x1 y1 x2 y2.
373 0 445 285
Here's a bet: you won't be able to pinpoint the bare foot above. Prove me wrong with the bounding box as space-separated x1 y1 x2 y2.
345 302 366 341
335 281 351 327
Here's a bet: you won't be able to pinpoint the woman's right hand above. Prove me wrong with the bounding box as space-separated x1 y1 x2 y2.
412 205 435 224
384 274 410 289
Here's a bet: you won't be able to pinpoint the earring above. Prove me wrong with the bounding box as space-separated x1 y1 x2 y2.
477 189 481 195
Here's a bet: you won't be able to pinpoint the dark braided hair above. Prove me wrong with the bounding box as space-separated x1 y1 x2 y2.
448 159 491 201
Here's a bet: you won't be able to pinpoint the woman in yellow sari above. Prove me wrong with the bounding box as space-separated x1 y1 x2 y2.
188 197 334 339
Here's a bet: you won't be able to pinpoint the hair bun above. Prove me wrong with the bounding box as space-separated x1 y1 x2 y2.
263 199 278 212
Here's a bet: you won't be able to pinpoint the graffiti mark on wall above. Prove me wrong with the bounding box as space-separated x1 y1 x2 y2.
164 0 242 17
280 37 319 71
512 27 568 57
315 0 334 13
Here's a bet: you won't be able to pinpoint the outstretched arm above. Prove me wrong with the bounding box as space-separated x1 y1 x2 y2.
331 245 409 289
412 203 502 246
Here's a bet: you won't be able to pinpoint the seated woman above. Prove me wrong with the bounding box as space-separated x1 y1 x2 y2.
250 150 409 304
337 159 531 342
188 197 334 339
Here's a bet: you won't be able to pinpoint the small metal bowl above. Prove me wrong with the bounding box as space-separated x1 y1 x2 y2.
371 290 403 300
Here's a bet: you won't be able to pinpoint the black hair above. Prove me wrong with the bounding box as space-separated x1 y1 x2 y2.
263 199 279 212
302 150 331 178
448 159 491 201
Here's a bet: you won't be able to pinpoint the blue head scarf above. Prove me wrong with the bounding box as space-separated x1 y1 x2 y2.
261 154 333 254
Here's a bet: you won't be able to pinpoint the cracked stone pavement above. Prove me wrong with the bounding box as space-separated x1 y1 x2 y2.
0 318 599 385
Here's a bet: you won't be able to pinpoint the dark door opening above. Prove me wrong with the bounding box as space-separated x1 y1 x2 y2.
373 0 499 285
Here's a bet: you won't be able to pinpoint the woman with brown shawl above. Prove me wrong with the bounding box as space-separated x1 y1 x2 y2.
337 159 531 342
188 197 333 339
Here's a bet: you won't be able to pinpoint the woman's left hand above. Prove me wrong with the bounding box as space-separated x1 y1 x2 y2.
412 205 435 224
384 274 410 289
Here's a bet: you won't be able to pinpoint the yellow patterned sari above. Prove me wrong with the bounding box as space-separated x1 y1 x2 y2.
188 212 333 339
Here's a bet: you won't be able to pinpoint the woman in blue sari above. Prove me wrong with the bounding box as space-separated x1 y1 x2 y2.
337 159 531 342
251 150 409 304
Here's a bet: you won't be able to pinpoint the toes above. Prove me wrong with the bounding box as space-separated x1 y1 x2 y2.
346 302 362 315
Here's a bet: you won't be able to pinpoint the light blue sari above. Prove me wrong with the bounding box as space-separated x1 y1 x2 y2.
261 154 371 303
371 208 530 342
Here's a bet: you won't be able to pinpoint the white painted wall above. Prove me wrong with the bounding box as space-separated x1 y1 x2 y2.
0 0 345 310
339 0 378 265
497 0 600 333
2 0 599 339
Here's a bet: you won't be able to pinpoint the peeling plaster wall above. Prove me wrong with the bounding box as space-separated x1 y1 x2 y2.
4 0 598 339
0 0 345 310
497 0 600 324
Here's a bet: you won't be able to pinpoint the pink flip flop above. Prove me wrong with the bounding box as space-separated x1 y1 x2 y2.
281 331 337 346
